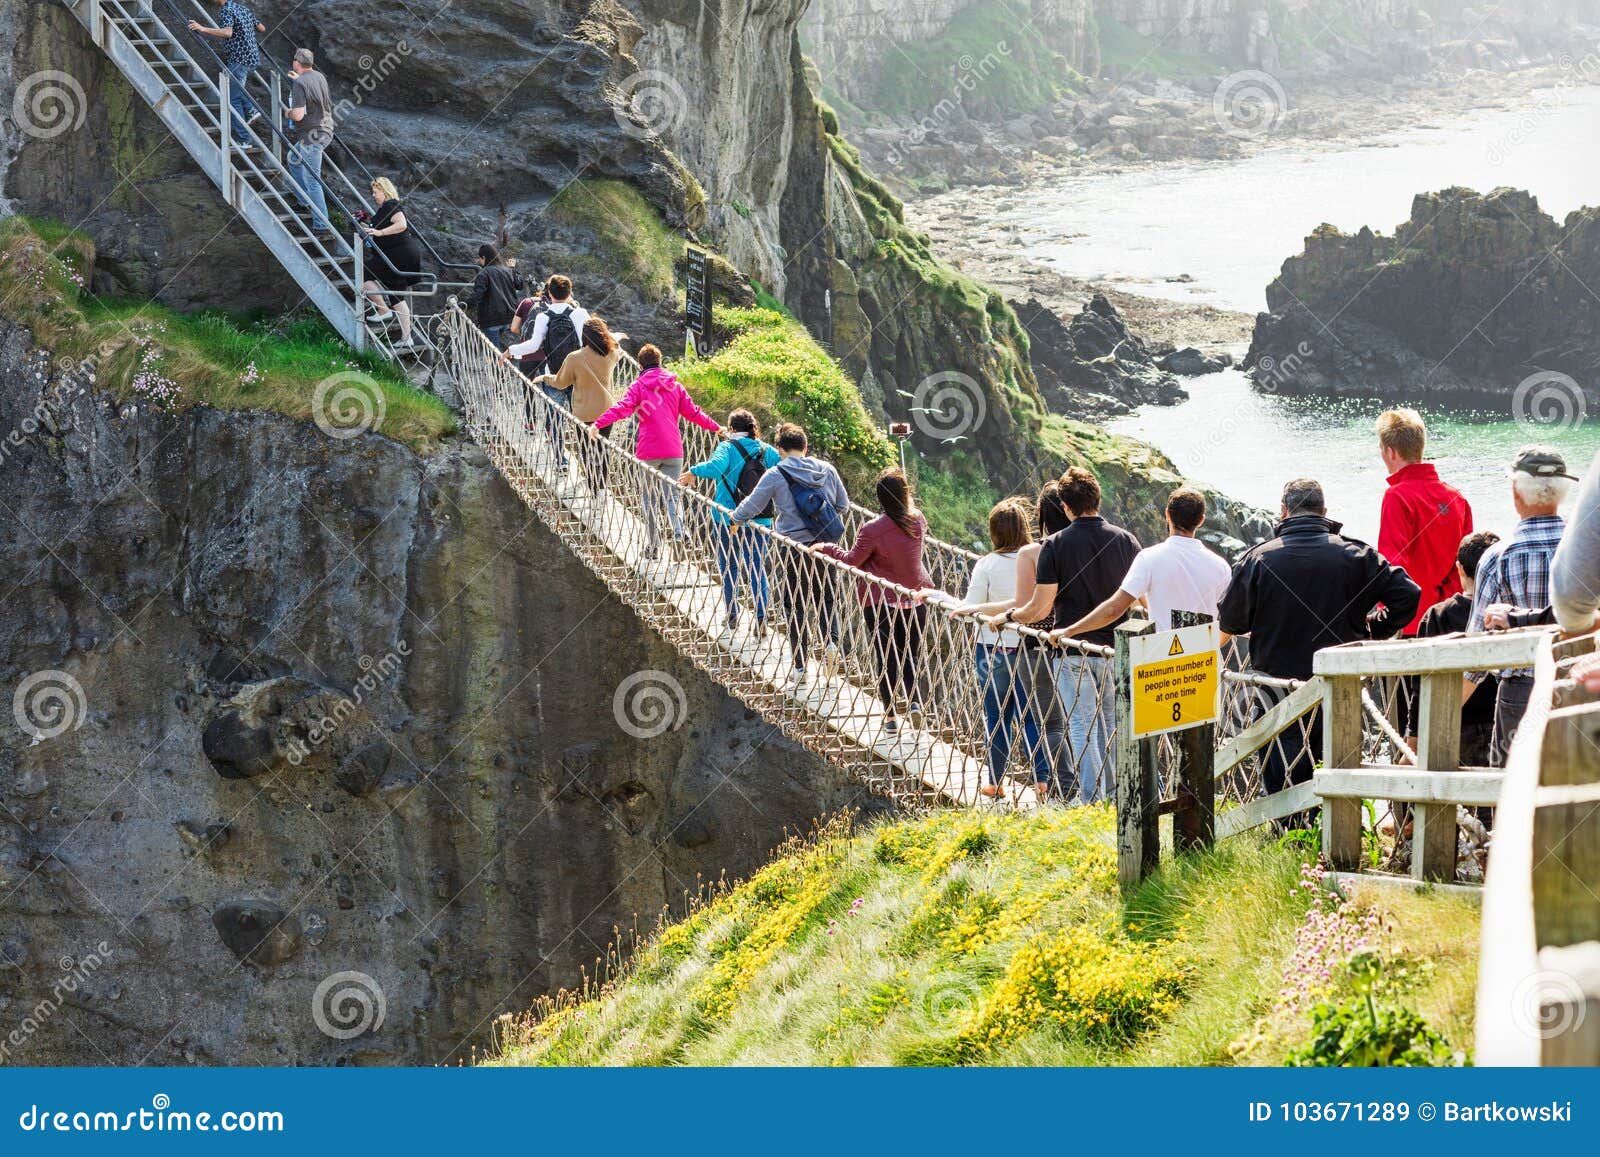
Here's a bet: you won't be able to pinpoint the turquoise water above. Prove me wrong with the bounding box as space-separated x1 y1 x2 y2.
1001 82 1600 541
1111 369 1600 544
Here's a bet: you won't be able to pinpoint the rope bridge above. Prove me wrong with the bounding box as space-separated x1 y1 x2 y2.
438 305 1362 812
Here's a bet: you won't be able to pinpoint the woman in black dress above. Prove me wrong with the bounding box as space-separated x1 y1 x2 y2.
360 177 425 349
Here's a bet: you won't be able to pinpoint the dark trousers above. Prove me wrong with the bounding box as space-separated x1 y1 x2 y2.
1263 707 1323 797
1491 676 1535 768
779 548 835 669
865 603 926 708
577 422 610 492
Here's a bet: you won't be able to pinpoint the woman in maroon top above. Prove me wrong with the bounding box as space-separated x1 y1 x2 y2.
815 469 935 732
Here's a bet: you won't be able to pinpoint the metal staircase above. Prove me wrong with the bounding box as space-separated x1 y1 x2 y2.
64 0 471 360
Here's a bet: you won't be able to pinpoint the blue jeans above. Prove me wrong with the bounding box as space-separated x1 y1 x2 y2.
976 645 1056 786
225 61 252 143
483 324 509 349
286 140 330 232
1056 653 1115 804
715 522 770 622
539 384 571 469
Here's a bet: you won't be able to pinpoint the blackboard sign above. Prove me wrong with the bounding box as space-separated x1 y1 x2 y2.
685 245 712 352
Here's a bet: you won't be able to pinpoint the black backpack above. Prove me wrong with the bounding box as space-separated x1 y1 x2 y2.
543 308 581 373
729 440 768 505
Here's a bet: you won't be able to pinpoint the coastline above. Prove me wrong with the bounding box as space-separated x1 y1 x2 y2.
902 64 1583 350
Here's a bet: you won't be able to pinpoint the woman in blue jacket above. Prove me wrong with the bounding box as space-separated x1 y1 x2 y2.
681 409 780 632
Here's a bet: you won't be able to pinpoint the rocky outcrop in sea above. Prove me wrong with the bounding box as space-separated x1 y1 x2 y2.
1245 187 1600 408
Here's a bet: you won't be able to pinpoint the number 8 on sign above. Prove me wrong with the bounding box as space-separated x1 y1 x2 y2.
1171 701 1182 724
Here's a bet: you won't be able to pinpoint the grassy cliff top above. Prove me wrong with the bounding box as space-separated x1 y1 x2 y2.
0 217 456 453
489 807 1478 1067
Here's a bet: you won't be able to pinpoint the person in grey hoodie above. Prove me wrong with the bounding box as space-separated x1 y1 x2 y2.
731 422 850 680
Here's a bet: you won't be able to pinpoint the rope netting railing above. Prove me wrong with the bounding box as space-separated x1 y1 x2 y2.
439 305 1419 820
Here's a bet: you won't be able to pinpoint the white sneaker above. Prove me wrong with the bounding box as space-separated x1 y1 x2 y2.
369 309 395 323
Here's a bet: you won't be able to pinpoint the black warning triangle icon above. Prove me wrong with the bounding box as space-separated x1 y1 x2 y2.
1167 635 1185 657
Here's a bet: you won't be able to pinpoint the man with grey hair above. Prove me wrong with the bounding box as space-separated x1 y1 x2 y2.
1470 446 1577 764
285 47 335 236
1220 477 1420 800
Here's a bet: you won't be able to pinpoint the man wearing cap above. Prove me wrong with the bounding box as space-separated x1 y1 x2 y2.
1469 445 1577 765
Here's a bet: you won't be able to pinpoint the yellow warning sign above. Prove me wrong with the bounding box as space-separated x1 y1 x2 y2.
1129 624 1220 738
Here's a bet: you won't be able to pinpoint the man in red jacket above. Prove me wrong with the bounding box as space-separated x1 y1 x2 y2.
1377 409 1472 767
1377 409 1473 635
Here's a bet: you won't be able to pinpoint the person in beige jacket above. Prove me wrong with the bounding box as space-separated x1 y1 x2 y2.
535 317 625 493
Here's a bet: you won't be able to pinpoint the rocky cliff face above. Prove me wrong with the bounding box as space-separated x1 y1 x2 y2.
1245 187 1600 405
0 316 887 1065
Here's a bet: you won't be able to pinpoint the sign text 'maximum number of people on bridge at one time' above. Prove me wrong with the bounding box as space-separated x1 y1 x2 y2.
1129 622 1221 739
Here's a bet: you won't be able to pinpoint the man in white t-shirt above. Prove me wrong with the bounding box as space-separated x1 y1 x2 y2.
1052 488 1233 640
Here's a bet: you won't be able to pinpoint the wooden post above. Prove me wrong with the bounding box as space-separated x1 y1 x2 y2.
1174 610 1216 853
1412 670 1464 882
1115 619 1158 893
1321 674 1364 871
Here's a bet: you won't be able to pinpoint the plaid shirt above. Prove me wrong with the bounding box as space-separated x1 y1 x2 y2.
217 2 261 71
1468 514 1565 680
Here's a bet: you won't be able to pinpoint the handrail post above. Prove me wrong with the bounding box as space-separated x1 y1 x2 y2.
88 0 104 47
351 231 365 351
1412 671 1464 882
217 69 233 202
1115 619 1158 893
1321 673 1364 870
269 71 284 165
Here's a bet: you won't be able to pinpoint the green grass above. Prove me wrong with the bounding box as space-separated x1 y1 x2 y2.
1094 15 1225 80
675 306 895 492
549 178 682 306
911 450 1000 550
0 216 455 453
869 0 1079 120
489 808 1479 1067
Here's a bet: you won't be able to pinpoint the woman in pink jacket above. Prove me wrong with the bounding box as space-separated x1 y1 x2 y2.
591 345 723 557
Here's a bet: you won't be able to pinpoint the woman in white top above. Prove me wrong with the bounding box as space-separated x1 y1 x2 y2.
949 497 1066 798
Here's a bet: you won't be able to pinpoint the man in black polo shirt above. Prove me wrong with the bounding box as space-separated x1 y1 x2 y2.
992 466 1140 803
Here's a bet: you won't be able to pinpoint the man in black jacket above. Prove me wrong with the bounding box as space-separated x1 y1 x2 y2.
1220 478 1421 796
463 244 524 347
